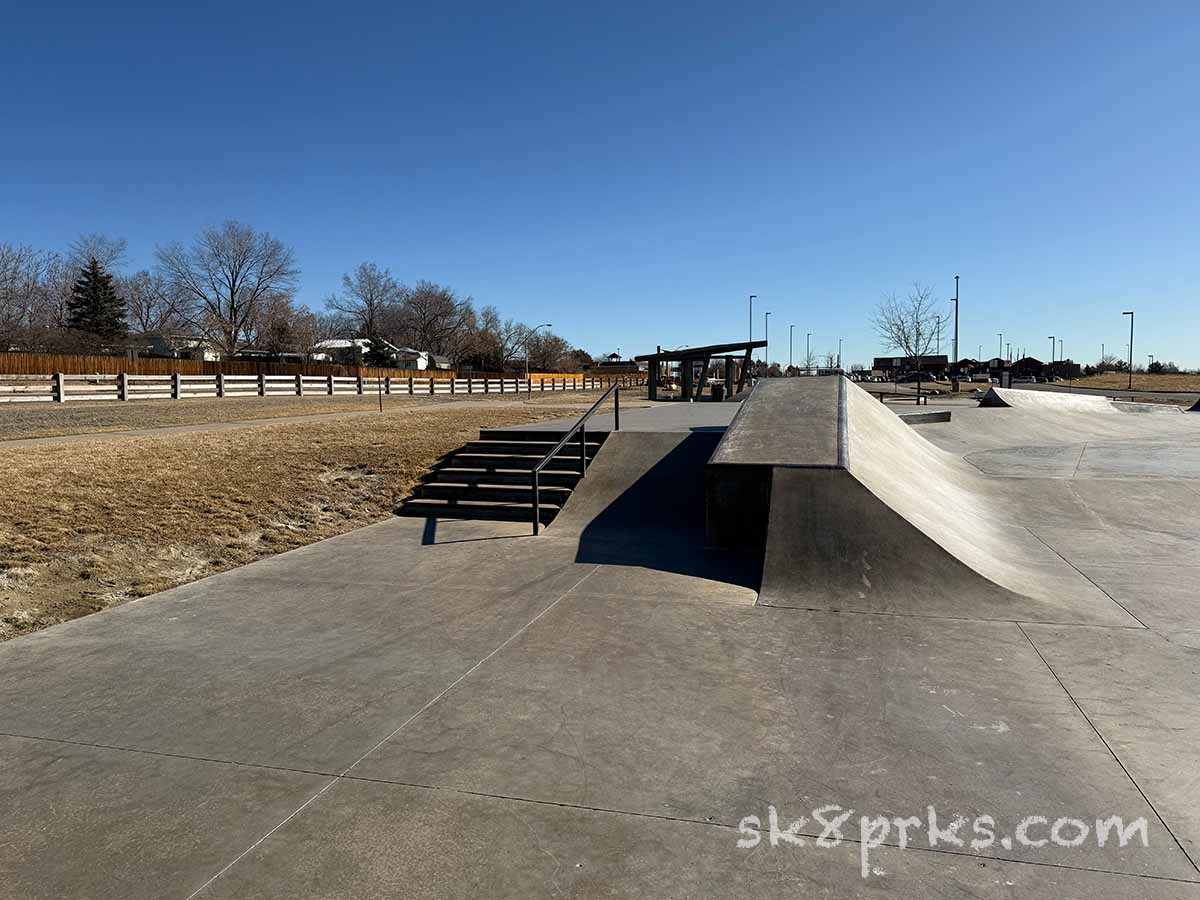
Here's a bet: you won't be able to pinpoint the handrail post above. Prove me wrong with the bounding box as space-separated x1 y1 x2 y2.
532 469 540 536
580 421 587 475
614 386 620 431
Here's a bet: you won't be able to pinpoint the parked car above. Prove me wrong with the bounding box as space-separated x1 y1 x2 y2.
1013 375 1037 384
896 372 937 383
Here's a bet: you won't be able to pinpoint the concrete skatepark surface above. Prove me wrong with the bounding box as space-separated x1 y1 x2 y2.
2 379 1200 898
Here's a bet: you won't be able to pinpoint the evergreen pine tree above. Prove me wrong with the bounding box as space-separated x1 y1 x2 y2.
67 257 129 340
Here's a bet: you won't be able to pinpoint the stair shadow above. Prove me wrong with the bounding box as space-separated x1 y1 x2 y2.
569 431 762 589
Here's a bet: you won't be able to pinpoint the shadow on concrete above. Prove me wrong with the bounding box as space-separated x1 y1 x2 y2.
568 431 762 589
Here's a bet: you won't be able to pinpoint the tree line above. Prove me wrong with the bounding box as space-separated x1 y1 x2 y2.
0 222 590 372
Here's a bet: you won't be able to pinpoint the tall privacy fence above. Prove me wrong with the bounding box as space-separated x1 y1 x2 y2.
0 372 646 404
0 350 460 379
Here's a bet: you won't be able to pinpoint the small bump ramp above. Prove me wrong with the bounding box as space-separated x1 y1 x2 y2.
980 386 1183 414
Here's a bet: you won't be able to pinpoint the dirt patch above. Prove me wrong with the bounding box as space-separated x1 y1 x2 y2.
0 403 575 640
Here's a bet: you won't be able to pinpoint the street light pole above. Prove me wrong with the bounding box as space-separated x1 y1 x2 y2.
837 337 843 370
1048 335 1055 364
749 295 756 343
789 324 794 368
765 312 771 367
998 332 1003 360
806 332 812 375
950 275 960 364
1123 311 1134 390
936 316 941 356
1058 338 1063 362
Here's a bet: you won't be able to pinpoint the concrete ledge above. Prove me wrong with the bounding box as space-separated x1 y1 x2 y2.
899 410 952 425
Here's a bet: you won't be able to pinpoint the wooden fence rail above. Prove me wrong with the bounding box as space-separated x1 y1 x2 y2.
0 371 647 404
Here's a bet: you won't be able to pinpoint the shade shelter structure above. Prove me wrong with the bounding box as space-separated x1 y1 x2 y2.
635 340 767 401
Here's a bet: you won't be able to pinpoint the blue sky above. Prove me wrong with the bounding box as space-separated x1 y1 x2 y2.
3 1 1198 367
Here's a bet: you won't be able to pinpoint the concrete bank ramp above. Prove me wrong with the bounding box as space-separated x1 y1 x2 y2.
716 378 1132 623
546 429 761 589
980 385 1183 414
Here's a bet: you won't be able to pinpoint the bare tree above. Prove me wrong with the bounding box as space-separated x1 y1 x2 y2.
527 331 571 372
0 243 52 344
399 280 474 358
471 305 530 371
68 233 127 273
871 283 944 395
324 262 405 341
120 269 186 335
251 294 312 355
155 221 299 356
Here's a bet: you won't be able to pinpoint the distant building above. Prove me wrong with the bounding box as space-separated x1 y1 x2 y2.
587 351 641 375
872 354 949 378
134 332 222 361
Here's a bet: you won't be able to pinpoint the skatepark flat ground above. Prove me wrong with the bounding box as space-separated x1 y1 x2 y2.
2 391 1200 897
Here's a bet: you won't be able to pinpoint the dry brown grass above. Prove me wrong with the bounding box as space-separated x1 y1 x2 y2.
1070 373 1200 393
0 388 625 441
0 403 580 640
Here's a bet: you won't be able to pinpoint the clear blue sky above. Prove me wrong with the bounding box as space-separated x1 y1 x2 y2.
3 1 1197 367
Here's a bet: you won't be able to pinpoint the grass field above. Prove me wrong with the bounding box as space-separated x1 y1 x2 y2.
0 388 632 441
1070 372 1200 392
0 399 605 640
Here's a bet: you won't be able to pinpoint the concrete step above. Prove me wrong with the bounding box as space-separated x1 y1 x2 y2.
416 483 573 504
396 498 559 524
478 429 611 443
462 439 603 457
424 468 582 488
444 453 593 472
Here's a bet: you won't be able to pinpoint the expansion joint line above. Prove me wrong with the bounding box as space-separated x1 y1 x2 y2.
1016 623 1199 875
183 565 600 899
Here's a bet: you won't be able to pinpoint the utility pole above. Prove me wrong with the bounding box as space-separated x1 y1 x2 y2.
837 337 843 369
789 324 794 368
1006 342 1011 362
1058 338 1063 362
936 315 941 355
1123 311 1134 390
806 332 812 375
749 295 756 343
998 333 1003 360
1048 335 1055 364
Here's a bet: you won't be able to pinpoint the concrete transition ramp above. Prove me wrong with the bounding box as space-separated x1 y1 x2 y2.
709 378 1130 623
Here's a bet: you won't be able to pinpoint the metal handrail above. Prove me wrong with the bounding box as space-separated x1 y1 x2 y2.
531 383 621 534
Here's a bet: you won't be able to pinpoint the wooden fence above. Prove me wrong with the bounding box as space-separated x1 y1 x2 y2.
0 372 647 404
0 351 585 384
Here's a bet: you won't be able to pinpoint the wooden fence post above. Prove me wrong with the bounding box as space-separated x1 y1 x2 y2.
429 377 434 395
450 378 455 394
296 374 304 396
356 375 364 395
172 373 182 400
118 372 128 401
216 372 225 398
499 377 505 394
327 375 334 395
467 377 473 394
540 378 544 392
384 376 391 395
484 377 489 394
53 372 66 402
408 376 414 395
258 374 266 397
